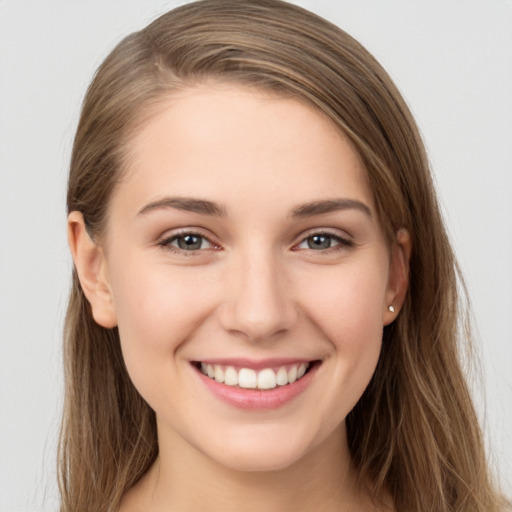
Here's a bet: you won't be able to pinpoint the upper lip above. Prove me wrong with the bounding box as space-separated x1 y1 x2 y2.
192 358 318 371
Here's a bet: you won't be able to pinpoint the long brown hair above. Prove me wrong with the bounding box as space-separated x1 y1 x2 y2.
60 1 508 510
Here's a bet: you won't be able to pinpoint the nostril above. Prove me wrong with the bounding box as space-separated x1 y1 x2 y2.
217 258 298 341
219 297 298 342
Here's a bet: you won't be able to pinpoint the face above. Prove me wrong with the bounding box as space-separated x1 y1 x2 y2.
71 83 407 473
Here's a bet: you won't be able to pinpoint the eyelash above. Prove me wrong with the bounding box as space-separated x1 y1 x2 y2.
157 229 354 255
293 231 354 252
158 230 219 255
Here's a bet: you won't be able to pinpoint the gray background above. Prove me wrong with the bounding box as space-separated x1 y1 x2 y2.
1 1 511 510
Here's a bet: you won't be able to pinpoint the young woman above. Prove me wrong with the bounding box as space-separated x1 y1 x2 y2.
59 0 508 510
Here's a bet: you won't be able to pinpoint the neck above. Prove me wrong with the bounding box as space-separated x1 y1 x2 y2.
122 421 382 512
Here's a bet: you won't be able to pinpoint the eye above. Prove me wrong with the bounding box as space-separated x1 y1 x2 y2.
159 232 216 252
295 232 352 251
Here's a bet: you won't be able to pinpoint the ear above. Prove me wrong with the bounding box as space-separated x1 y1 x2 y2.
67 211 117 328
383 228 411 325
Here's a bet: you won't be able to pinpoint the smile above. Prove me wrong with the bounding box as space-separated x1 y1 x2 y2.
193 359 320 410
199 362 310 390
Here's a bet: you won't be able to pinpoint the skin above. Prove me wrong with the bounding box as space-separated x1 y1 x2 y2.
69 83 409 511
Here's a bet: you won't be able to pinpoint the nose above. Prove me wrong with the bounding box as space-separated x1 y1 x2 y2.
219 249 298 342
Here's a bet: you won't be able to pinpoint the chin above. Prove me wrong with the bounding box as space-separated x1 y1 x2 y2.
200 424 322 473
211 445 306 473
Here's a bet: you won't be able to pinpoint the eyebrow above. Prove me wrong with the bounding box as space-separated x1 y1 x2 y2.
290 198 372 218
137 196 372 219
137 197 227 217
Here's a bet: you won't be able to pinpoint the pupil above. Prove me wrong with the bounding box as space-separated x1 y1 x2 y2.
308 235 331 250
178 235 202 250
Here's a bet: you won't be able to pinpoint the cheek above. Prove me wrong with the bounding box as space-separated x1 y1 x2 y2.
108 259 217 390
301 262 388 345
111 256 209 340
298 262 387 405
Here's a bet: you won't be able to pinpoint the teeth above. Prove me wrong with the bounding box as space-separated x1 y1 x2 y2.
199 362 311 389
224 366 238 386
257 369 277 390
276 367 288 385
288 366 297 384
238 368 257 389
214 365 225 383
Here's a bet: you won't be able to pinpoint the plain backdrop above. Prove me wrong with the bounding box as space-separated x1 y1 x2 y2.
0 1 511 510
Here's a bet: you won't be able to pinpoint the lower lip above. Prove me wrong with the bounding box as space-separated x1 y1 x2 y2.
194 363 319 410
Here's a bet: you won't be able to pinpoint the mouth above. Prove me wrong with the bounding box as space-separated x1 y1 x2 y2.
191 359 320 409
195 361 313 390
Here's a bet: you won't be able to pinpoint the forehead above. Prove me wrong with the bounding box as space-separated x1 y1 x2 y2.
115 82 373 216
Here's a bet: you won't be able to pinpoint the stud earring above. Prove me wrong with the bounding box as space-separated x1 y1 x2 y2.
388 305 395 313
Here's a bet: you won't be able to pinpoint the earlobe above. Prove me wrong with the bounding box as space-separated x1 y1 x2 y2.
384 228 411 325
67 211 117 328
